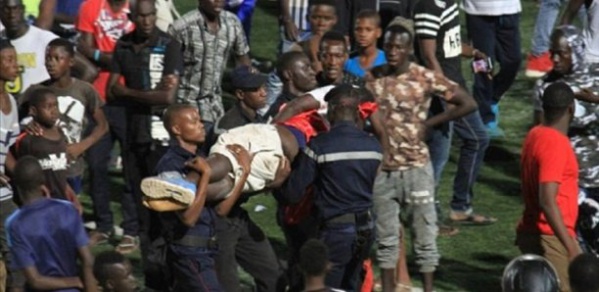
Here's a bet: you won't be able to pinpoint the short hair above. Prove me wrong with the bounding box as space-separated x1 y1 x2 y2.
299 239 329 277
13 156 45 194
276 51 308 80
356 9 381 27
569 253 599 292
0 38 14 51
542 82 574 122
93 251 128 285
47 38 75 57
324 84 363 119
29 87 56 108
133 0 157 15
163 103 196 135
320 30 347 51
308 0 336 10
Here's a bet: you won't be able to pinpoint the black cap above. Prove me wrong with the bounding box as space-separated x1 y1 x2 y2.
231 65 268 90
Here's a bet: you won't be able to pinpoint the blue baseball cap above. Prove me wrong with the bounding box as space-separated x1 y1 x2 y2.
231 65 268 90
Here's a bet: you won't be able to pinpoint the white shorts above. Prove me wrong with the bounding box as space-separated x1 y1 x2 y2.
209 124 284 193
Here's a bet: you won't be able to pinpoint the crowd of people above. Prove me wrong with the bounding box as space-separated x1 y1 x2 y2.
0 0 598 291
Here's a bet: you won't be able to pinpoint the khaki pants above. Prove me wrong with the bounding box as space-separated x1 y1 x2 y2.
0 260 5 292
516 233 577 292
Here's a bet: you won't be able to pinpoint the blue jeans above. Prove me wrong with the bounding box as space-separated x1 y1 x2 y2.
85 105 138 236
168 245 222 291
531 0 587 55
428 111 489 213
226 0 256 43
466 13 522 124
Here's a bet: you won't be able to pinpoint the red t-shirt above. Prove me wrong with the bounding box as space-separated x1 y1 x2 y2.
76 0 134 100
518 126 579 237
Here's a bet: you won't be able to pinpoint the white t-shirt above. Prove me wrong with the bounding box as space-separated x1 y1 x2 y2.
0 94 20 201
584 0 599 63
306 85 335 115
2 26 58 96
462 0 521 16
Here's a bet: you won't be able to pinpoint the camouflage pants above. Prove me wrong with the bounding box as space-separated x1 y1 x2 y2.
373 163 440 272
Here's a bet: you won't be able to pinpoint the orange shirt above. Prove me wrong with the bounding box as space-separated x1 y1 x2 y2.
518 126 579 237
76 0 134 100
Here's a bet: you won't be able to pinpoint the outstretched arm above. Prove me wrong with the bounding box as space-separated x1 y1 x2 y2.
369 109 391 165
561 0 585 25
78 246 98 292
22 266 83 291
273 94 320 122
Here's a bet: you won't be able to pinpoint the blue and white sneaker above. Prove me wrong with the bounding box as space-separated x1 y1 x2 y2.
140 172 197 205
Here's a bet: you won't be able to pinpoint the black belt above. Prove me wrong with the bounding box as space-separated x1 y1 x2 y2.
171 235 218 249
325 210 372 226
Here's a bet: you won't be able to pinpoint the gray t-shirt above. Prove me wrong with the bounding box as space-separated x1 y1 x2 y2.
20 78 103 177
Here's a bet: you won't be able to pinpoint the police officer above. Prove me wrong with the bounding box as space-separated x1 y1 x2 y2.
281 84 382 290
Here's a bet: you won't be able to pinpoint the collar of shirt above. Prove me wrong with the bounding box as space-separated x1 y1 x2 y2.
119 28 163 49
330 120 357 130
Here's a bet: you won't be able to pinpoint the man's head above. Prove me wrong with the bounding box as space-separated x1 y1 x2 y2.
0 0 27 36
307 0 337 36
231 65 268 110
93 251 138 292
199 0 224 18
569 253 599 292
383 21 414 69
0 39 18 82
277 51 317 93
45 39 75 80
501 254 559 292
550 29 574 76
319 30 348 83
13 156 46 202
324 84 362 124
132 0 157 37
29 88 59 128
299 239 330 278
163 104 206 145
354 10 381 49
542 82 575 124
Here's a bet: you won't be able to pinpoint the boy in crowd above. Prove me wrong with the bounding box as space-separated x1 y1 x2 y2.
93 251 138 292
344 10 385 78
152 104 251 291
0 38 22 292
280 85 382 290
20 39 108 195
366 23 477 292
5 156 96 292
517 82 582 292
289 0 338 73
299 239 344 292
9 88 80 207
569 254 599 292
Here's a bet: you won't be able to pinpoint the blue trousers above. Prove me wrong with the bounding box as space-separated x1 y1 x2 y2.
428 111 489 213
466 13 522 124
321 223 374 291
85 105 138 236
226 0 256 43
168 245 222 291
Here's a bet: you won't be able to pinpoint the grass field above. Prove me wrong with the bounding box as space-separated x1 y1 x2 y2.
82 1 553 291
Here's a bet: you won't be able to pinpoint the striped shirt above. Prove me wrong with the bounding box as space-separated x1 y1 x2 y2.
414 0 463 81
0 94 20 201
168 9 250 122
287 0 310 32
462 0 521 15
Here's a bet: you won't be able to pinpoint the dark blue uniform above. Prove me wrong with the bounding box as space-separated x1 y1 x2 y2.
282 121 382 290
155 145 222 291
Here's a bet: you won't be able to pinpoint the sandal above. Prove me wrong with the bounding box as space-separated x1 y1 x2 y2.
438 224 459 236
449 211 498 225
115 235 139 254
88 231 111 247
